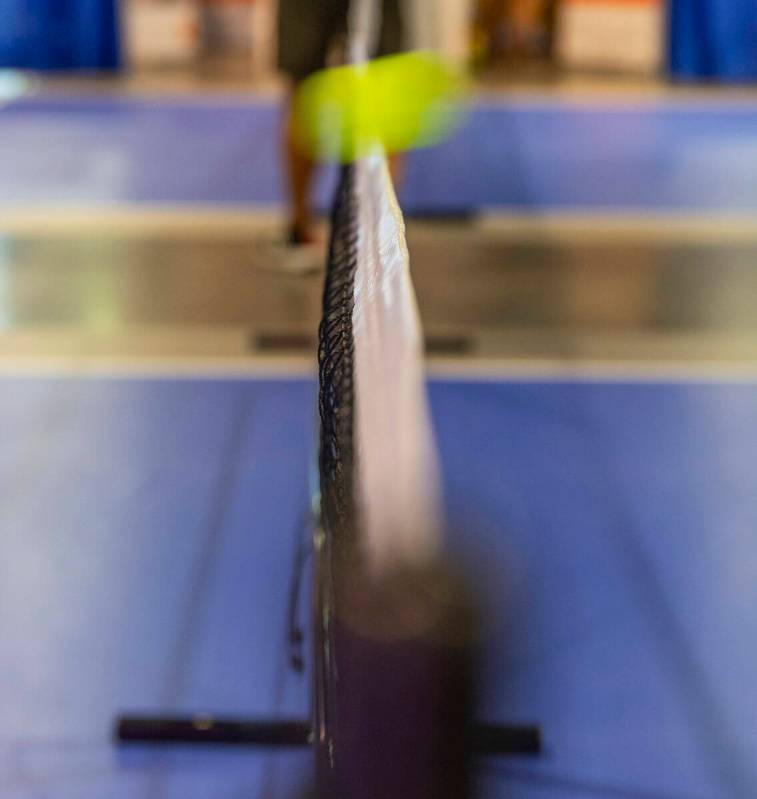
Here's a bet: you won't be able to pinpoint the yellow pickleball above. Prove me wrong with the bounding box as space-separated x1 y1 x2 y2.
293 51 468 163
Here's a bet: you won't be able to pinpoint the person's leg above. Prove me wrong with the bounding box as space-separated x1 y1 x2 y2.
387 152 404 190
378 0 406 193
283 85 318 244
277 0 335 247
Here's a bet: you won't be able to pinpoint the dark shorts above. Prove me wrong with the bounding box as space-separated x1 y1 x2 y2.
277 0 405 81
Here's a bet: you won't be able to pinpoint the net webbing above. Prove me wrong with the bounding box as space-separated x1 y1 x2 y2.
318 164 359 555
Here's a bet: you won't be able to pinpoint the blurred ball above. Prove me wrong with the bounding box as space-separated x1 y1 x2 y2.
293 51 467 163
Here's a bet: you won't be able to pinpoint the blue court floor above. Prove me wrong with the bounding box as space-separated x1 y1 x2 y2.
1 95 757 211
1 373 756 799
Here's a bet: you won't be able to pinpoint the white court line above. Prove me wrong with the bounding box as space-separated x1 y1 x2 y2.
0 356 314 380
16 84 757 109
427 358 757 384
471 95 757 112
3 206 757 242
1 356 757 385
0 206 283 236
476 212 757 242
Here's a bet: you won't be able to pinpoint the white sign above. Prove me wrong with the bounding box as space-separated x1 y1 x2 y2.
557 0 664 74
123 0 201 68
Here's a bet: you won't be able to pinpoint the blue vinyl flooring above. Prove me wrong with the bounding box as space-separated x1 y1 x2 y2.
2 96 757 211
1 374 756 798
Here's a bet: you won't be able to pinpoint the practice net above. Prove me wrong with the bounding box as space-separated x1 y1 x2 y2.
314 152 474 799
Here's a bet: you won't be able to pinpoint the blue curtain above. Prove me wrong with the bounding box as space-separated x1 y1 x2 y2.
669 0 757 81
0 0 120 71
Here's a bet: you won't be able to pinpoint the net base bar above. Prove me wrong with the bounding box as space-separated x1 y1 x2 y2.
115 717 311 746
114 715 541 755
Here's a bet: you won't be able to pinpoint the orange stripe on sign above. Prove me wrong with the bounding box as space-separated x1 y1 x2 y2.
561 0 660 5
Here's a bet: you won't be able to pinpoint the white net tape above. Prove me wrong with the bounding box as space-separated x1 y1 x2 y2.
352 153 443 573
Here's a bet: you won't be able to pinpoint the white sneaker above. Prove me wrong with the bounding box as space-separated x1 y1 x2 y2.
255 229 325 275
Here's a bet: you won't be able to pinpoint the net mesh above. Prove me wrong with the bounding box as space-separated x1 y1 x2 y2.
318 164 359 554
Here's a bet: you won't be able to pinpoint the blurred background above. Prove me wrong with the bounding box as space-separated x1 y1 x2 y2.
2 2 757 798
2 0 757 363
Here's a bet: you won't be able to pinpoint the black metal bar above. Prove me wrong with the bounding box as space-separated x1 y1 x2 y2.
115 715 540 756
115 717 312 746
473 724 542 756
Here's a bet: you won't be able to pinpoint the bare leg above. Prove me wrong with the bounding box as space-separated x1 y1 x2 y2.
284 82 404 238
388 152 405 191
283 87 317 243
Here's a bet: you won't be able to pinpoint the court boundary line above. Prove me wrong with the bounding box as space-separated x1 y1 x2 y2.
0 206 283 235
11 89 757 112
4 207 757 239
1 356 757 384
